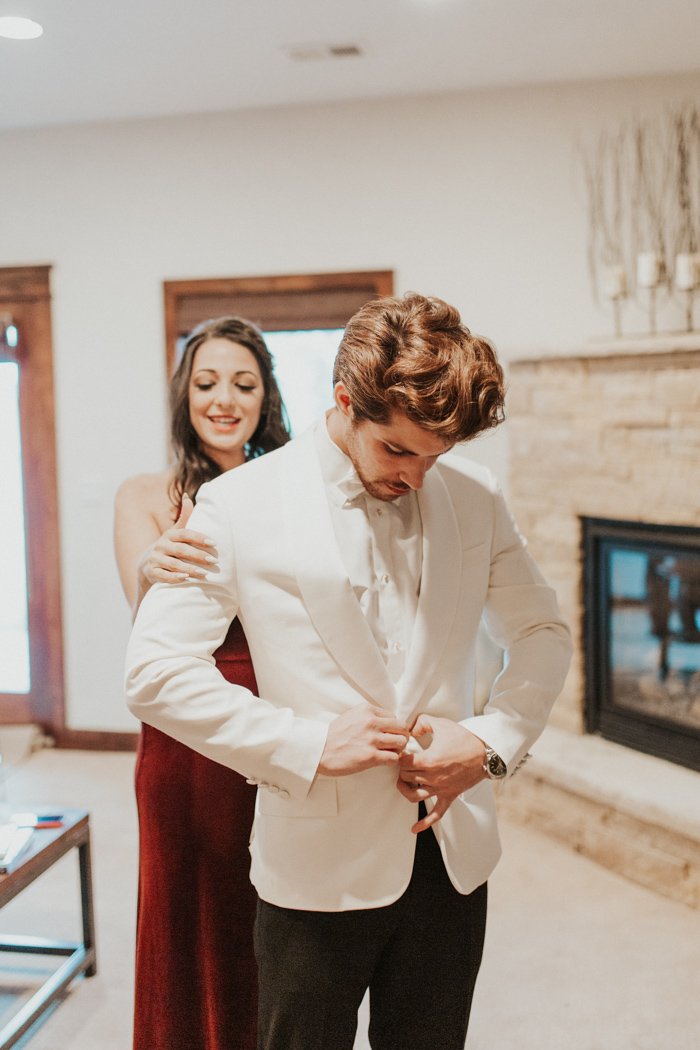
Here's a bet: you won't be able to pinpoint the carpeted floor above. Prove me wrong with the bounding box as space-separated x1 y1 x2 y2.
1 747 699 1050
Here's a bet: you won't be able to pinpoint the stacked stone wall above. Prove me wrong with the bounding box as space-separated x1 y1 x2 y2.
508 345 700 733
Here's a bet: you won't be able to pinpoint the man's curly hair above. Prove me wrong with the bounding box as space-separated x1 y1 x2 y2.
333 293 505 442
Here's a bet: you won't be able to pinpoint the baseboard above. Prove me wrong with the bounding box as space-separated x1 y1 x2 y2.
51 728 140 752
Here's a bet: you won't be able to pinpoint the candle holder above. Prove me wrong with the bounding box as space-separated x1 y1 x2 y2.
675 253 700 332
636 253 665 335
601 265 627 337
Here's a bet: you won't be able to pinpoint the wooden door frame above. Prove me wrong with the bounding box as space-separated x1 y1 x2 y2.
163 270 394 377
0 266 64 729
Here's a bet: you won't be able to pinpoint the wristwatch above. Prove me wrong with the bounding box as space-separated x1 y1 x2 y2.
482 744 507 780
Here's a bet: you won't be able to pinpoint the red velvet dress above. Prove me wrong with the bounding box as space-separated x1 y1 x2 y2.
133 618 258 1050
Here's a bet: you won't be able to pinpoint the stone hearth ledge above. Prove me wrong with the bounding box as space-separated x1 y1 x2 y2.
509 331 700 363
497 727 700 910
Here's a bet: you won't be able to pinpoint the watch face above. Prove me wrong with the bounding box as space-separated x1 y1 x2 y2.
487 752 507 778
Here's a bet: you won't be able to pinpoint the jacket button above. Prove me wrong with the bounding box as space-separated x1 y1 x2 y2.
278 789 290 800
268 784 280 794
245 779 258 786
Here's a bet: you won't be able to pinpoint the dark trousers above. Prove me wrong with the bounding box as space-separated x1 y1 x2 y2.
254 822 488 1050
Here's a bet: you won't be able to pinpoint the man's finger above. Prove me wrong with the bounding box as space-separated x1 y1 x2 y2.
377 732 410 751
373 712 410 732
411 797 451 834
396 779 434 803
398 764 429 782
398 751 421 771
371 749 402 767
410 713 434 739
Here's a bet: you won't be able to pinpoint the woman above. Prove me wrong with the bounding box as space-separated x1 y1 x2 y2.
114 317 290 1050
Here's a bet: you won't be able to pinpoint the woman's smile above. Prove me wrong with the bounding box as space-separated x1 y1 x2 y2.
207 414 241 431
188 337 265 470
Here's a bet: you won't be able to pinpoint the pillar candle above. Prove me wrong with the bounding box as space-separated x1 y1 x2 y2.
637 252 664 288
675 253 700 291
602 265 627 300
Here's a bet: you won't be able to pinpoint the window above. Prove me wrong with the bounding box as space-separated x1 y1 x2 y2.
164 271 393 434
0 352 30 693
0 267 64 726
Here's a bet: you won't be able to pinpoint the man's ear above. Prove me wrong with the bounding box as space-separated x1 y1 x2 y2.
333 382 354 419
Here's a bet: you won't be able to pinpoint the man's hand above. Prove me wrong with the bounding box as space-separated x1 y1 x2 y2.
397 715 487 833
317 703 410 776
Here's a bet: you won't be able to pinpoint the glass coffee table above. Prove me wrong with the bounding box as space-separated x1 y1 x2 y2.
0 809 96 1048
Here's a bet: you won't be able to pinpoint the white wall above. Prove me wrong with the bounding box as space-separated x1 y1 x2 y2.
1 71 698 731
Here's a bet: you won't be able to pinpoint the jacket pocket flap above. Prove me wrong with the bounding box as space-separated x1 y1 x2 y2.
258 777 338 818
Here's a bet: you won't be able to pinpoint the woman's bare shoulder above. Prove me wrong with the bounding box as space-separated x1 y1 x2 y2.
116 468 176 519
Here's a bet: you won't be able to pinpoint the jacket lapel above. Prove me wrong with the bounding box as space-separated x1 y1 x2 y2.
396 465 462 719
280 429 397 712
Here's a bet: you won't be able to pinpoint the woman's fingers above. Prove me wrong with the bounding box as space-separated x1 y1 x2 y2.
167 540 217 565
159 554 209 578
149 567 190 583
168 528 216 550
153 531 217 571
176 493 194 527
145 549 213 583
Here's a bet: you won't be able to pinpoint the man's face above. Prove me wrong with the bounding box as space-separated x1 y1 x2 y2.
344 410 454 502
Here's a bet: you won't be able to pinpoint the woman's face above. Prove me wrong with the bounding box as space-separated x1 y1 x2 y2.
188 338 265 471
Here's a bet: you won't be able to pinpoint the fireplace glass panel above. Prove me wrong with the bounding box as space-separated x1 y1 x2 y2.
610 548 700 731
583 517 700 772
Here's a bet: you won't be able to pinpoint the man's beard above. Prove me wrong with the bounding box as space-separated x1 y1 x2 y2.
346 428 410 503
355 464 402 502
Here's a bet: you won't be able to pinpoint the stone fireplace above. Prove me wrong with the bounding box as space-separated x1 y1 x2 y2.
581 516 700 773
498 333 700 910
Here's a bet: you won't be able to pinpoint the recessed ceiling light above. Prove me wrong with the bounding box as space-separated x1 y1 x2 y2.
328 45 363 58
285 42 365 62
0 17 43 40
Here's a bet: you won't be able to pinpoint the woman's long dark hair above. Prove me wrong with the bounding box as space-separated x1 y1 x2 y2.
169 316 290 508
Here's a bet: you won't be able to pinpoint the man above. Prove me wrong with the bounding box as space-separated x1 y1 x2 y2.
126 293 572 1050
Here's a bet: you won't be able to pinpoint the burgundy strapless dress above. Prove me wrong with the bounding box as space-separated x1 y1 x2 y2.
133 618 258 1050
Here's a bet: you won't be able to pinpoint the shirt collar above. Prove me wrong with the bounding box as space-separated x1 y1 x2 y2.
314 416 367 507
314 414 413 511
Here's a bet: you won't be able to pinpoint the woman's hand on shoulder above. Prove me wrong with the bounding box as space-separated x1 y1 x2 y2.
140 494 218 585
114 473 218 615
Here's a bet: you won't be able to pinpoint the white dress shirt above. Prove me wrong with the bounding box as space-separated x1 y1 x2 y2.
314 417 423 684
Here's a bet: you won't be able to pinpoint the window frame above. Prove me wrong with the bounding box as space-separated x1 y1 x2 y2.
0 266 64 727
163 270 394 378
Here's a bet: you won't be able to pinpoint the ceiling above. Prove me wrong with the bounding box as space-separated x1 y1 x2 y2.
1 0 700 132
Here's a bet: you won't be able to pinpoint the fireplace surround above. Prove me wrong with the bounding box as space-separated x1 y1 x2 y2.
498 333 700 909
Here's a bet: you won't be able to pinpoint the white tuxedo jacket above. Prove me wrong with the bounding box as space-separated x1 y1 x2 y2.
126 426 572 911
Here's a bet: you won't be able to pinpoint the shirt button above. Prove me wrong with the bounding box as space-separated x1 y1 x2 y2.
381 574 390 584
393 641 402 652
375 509 383 516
